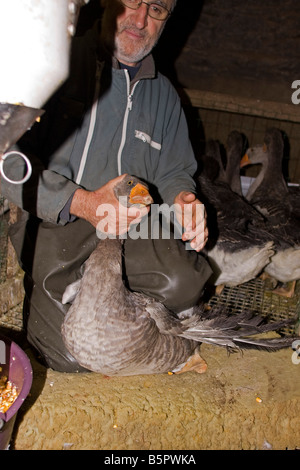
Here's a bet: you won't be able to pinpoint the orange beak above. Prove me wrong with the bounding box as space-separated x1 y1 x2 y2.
129 183 153 206
240 153 250 168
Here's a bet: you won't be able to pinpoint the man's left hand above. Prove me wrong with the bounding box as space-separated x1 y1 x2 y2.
174 191 209 252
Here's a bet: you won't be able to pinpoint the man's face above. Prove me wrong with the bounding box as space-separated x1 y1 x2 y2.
101 0 174 66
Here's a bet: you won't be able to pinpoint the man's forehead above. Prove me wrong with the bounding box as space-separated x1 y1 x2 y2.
155 0 176 10
102 0 176 10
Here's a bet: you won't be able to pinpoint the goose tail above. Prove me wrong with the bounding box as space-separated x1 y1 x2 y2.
180 307 297 352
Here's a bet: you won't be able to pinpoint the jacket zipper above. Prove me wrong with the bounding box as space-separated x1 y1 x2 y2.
117 69 139 176
76 61 102 185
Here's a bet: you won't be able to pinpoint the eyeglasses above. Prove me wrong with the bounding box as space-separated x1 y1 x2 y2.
120 0 171 21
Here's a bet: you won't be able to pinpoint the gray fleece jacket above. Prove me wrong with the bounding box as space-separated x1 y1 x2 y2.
1 23 197 224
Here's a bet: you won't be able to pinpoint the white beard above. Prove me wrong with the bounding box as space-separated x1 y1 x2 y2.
114 22 165 64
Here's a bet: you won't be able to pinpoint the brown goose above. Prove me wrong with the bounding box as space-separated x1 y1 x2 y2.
61 175 295 376
241 127 300 296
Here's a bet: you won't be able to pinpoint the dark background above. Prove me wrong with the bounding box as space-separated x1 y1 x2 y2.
77 0 299 103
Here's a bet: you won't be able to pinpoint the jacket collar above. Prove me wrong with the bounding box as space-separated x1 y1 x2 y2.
109 49 156 85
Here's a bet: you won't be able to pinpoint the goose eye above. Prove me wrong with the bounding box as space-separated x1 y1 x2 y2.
127 180 133 186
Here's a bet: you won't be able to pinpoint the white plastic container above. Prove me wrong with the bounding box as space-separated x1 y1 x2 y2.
0 0 89 109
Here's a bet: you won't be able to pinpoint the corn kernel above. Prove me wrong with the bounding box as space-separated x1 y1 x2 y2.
0 378 19 413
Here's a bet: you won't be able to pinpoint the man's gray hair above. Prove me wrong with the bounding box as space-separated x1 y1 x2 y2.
171 0 177 11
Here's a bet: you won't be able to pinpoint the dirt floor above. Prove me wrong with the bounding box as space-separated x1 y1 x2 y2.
8 330 300 450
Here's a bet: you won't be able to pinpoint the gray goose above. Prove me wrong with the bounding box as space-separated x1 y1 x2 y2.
61 175 295 376
224 130 244 196
205 131 244 196
241 127 300 296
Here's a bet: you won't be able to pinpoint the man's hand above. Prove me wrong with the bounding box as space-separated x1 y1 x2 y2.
174 191 208 252
70 174 150 235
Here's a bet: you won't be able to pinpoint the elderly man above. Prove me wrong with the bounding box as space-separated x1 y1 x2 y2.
1 0 211 372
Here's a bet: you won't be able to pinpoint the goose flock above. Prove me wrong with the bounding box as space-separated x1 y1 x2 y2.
198 132 275 290
198 127 300 297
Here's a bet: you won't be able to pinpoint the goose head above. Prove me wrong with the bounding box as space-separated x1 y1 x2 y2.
240 144 268 168
240 128 284 169
114 174 154 207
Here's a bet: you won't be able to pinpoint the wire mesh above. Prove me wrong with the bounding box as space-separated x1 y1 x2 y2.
182 88 300 185
208 278 300 336
194 108 300 184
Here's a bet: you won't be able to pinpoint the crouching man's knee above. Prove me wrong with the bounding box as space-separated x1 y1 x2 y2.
124 235 212 313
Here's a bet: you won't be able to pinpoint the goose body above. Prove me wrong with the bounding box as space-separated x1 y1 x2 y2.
62 237 199 375
61 175 294 376
242 128 300 290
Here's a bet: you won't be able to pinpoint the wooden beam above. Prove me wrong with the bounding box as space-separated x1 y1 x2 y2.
180 89 300 123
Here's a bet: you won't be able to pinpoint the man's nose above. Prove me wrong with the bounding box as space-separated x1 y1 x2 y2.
132 3 148 28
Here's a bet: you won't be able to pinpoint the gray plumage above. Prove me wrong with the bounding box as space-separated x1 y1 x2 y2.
206 130 244 196
225 130 244 196
61 175 296 376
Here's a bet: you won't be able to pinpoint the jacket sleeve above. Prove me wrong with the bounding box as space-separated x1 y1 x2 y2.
153 82 197 206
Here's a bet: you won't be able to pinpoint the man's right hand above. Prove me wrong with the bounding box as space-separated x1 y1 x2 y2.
70 174 150 235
